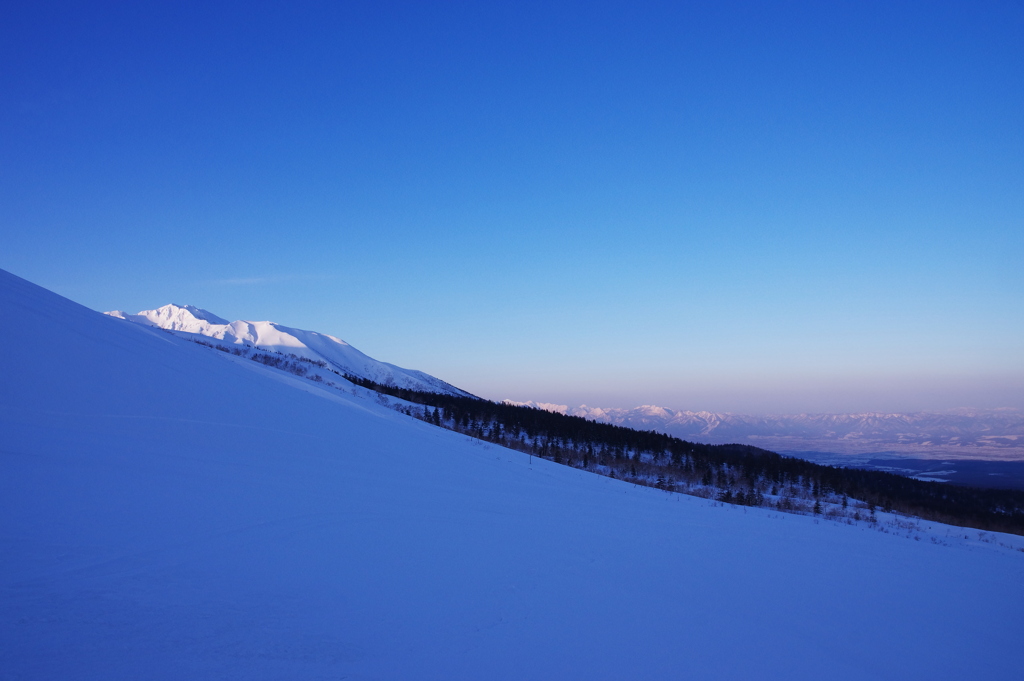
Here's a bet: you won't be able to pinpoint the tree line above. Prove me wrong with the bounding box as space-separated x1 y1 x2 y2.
346 374 1024 536
181 334 1024 537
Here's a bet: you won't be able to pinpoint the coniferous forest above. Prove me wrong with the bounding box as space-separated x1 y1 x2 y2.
345 375 1024 537
186 338 1024 537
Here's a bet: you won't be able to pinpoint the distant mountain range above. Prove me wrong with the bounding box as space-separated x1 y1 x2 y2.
508 402 1024 461
106 303 470 396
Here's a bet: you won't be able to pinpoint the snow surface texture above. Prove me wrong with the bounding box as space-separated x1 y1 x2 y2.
508 401 1024 460
107 303 469 396
2 267 1023 680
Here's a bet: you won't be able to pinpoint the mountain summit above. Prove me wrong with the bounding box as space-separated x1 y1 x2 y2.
107 303 229 329
107 303 469 396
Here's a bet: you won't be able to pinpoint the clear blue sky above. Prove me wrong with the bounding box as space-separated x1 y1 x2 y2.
2 1 1022 413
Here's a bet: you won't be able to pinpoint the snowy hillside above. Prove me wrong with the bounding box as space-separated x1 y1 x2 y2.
510 401 1024 459
2 267 1023 680
107 303 470 396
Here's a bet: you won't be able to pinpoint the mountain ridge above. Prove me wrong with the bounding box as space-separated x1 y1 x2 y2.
107 303 469 396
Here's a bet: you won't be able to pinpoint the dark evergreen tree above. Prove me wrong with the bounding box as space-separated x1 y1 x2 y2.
335 372 1024 536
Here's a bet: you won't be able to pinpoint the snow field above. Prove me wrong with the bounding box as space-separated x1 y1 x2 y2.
2 268 1022 680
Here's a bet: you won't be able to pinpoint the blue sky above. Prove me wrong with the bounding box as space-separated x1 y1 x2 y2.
2 1 1022 413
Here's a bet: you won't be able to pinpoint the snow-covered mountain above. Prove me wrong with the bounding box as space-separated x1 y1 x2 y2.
3 267 1023 680
510 401 1024 459
106 303 470 396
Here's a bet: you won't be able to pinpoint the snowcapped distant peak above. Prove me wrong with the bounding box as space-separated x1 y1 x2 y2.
503 400 570 414
162 304 230 325
106 303 470 396
105 304 229 333
635 404 674 417
149 303 229 328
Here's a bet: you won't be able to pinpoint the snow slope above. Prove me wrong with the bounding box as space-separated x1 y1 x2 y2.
2 267 1022 680
107 303 469 395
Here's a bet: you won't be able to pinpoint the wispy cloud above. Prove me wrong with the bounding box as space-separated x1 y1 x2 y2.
209 274 335 286
214 277 274 285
